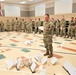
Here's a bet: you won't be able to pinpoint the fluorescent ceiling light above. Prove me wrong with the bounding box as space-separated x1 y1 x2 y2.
20 1 26 4
29 0 34 1
0 0 5 1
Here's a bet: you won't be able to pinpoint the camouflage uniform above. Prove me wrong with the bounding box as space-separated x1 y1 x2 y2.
1 21 4 32
60 19 66 37
67 20 75 38
19 20 22 31
28 22 32 33
70 24 75 39
56 20 60 36
35 21 38 34
23 21 26 32
43 21 53 58
26 22 29 33
15 20 19 31
37 20 42 33
11 20 15 31
74 21 76 40
6 20 10 31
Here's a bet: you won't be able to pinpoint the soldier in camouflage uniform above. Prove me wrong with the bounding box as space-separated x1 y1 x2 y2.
6 20 10 31
67 17 74 38
23 20 26 32
34 18 38 34
43 14 53 58
26 19 29 33
60 17 66 38
28 19 33 33
70 24 75 39
56 19 60 36
15 18 19 31
37 18 42 33
1 21 4 32
19 18 22 32
11 19 15 31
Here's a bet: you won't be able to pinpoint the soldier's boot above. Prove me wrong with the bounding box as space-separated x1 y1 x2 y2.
44 50 49 56
48 53 53 58
48 50 53 58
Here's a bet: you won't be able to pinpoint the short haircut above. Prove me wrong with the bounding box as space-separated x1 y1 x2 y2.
45 14 49 17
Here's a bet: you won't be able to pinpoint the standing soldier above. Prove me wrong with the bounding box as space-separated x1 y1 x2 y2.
19 18 22 32
1 21 4 32
28 19 33 33
6 20 10 31
21 19 25 32
43 14 53 58
67 17 74 38
70 22 75 39
60 16 66 38
56 19 60 36
34 18 38 34
15 18 19 31
26 19 29 33
11 19 15 31
23 20 26 32
37 18 42 33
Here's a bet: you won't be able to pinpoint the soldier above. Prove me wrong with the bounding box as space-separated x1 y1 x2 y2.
37 18 42 33
23 20 26 32
26 19 29 33
34 18 38 34
43 14 53 58
11 19 15 31
28 19 33 33
15 18 19 31
6 20 10 31
67 17 74 38
1 21 4 32
19 18 22 32
70 23 75 39
56 19 60 36
60 16 66 38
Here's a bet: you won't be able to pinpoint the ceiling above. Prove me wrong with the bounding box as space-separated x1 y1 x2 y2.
0 0 49 5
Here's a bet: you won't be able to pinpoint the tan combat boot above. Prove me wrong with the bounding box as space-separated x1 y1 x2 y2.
44 50 49 56
48 53 53 58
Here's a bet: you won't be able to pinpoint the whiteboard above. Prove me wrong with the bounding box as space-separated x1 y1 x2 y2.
54 0 73 14
4 5 20 17
35 4 45 16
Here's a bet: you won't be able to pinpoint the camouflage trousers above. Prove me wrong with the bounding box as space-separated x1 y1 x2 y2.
60 27 66 37
56 27 60 36
43 35 53 55
67 26 71 37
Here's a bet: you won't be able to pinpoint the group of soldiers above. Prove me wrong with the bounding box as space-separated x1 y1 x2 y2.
0 18 42 34
51 17 76 40
0 17 76 39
